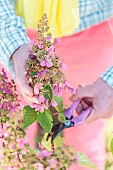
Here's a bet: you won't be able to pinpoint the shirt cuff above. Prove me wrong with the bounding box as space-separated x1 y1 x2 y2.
100 66 113 88
0 17 30 77
8 35 29 79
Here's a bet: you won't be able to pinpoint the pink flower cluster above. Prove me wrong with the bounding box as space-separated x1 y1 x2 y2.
29 79 75 113
27 33 76 113
0 69 20 119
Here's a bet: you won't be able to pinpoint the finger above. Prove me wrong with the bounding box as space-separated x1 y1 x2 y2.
104 115 112 119
85 108 98 123
82 97 92 106
14 57 33 96
76 100 89 115
76 103 83 115
81 100 89 110
17 78 33 97
18 88 31 105
70 94 76 101
21 95 31 105
70 84 85 101
15 53 33 95
78 83 85 88
72 85 94 101
19 87 38 104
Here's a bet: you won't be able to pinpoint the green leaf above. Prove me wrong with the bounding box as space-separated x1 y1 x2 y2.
23 106 37 129
54 96 63 112
30 71 37 77
44 85 53 100
110 138 113 155
41 133 64 151
43 92 50 100
37 109 53 132
76 152 96 169
58 111 66 123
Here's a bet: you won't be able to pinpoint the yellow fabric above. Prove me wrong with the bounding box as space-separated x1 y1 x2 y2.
15 0 79 38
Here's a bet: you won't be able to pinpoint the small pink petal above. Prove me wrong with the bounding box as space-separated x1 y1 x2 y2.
54 38 60 45
58 91 62 97
69 88 76 94
51 101 58 107
22 149 27 155
2 68 8 80
38 42 44 49
38 142 44 151
0 154 3 159
9 105 16 113
4 166 9 170
38 83 43 88
45 99 49 107
17 138 27 149
39 105 45 113
1 102 9 109
49 159 57 165
34 87 39 94
4 133 9 137
61 63 67 70
30 39 36 46
51 54 55 59
46 61 53 68
3 88 11 95
39 95 45 103
54 89 62 97
39 150 51 159
30 103 37 108
46 36 52 42
45 46 49 51
0 128 5 136
63 81 70 86
40 61 46 67
35 104 44 113
35 105 40 112
33 163 44 170
48 45 54 54
34 83 43 94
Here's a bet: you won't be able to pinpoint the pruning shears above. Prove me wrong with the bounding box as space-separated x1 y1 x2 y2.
46 100 92 142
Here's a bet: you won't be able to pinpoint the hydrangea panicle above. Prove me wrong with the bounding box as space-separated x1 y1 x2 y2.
26 14 75 116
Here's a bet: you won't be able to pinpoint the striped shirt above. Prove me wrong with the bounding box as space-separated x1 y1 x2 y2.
0 0 113 86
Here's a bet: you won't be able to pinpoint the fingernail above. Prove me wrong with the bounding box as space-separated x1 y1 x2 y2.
79 84 84 87
29 93 33 97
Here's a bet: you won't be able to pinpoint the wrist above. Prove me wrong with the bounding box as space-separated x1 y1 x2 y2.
11 44 30 62
100 66 113 88
93 78 113 95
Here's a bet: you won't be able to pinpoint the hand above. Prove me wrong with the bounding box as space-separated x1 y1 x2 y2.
70 78 113 123
11 44 38 104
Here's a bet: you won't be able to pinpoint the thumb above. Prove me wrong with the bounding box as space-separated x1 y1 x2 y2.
15 63 33 97
85 108 97 123
71 85 94 101
17 77 33 97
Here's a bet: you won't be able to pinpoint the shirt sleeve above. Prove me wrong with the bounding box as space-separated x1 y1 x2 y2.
76 0 113 33
0 0 29 75
100 66 113 88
